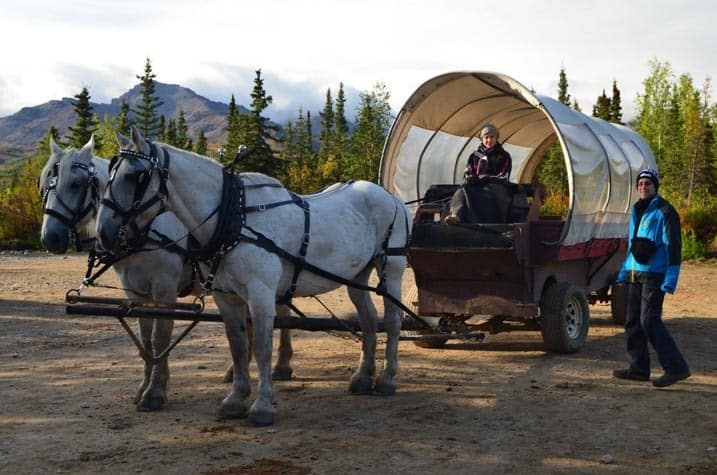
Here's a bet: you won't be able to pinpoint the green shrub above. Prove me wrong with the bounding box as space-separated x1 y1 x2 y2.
682 230 708 260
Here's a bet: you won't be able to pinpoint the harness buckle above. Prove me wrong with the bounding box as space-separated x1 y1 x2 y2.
303 233 310 246
258 203 267 212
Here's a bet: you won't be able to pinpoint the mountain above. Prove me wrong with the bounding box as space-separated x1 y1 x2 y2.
0 82 250 157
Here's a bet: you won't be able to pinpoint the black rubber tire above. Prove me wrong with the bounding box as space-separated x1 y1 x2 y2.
401 285 448 349
540 282 590 353
610 282 628 325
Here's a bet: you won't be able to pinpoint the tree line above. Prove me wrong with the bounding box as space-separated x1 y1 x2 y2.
1 58 716 257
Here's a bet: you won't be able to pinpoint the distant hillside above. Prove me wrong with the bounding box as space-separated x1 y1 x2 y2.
0 82 251 157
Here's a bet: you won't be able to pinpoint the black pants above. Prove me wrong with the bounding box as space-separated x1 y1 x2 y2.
625 281 689 376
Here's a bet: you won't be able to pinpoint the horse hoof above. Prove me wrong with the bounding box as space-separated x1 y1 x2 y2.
374 378 397 396
272 366 293 381
136 396 166 412
349 376 374 395
218 402 249 420
247 409 276 427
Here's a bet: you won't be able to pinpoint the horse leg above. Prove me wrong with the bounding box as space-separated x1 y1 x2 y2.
246 287 278 426
222 306 292 382
374 258 405 396
273 305 294 381
134 316 153 404
347 266 378 395
214 293 252 419
136 284 175 412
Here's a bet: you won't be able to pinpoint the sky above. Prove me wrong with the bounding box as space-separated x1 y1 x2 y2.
1 0 715 125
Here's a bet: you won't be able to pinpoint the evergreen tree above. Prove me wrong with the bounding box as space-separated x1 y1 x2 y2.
158 115 166 141
165 118 178 147
557 67 571 106
66 86 100 149
240 69 280 177
318 88 334 163
131 57 164 139
592 89 611 120
224 94 246 166
196 130 208 155
535 68 571 216
176 109 189 149
116 99 132 135
609 80 623 124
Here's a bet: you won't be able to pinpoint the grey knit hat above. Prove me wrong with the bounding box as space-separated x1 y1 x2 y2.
479 123 499 139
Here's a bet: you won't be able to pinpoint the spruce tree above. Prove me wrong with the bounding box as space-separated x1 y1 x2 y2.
592 90 612 120
224 94 245 165
318 88 334 164
165 118 178 147
241 69 279 177
609 80 623 124
557 67 571 106
67 87 100 149
176 109 189 149
116 99 132 135
196 130 208 155
131 57 164 139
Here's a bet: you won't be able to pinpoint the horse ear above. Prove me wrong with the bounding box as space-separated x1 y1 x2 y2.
129 125 150 154
79 135 95 159
116 130 131 150
50 137 64 156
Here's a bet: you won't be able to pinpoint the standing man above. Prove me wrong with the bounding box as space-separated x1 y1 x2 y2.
613 169 690 387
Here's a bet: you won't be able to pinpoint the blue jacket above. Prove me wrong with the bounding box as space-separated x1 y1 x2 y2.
617 194 682 294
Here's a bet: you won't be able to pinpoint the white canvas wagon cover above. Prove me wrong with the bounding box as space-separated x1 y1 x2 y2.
379 72 657 246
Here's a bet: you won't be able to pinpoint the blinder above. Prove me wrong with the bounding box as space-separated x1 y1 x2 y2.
102 142 170 251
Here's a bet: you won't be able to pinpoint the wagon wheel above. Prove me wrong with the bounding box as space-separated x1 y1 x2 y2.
402 285 449 349
539 282 590 353
610 281 628 325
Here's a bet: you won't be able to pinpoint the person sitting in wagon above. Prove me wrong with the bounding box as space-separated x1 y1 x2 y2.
444 123 512 224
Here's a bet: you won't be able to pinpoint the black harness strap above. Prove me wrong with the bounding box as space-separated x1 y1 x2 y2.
281 191 310 303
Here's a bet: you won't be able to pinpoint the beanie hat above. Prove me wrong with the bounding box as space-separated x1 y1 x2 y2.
479 124 499 140
636 168 659 191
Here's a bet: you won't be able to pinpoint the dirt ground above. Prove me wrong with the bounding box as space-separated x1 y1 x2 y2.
1 252 716 474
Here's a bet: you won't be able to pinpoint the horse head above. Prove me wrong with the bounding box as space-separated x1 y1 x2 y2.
97 126 169 255
39 136 101 253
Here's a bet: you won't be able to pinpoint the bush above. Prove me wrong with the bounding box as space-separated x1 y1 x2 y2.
682 230 708 260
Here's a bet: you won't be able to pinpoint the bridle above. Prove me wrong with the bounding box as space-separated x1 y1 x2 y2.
101 143 170 251
42 157 101 249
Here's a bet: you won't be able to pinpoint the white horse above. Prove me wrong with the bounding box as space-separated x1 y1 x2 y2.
96 126 410 426
39 136 295 413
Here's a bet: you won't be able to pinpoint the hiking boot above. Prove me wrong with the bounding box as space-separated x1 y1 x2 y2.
444 214 460 225
613 368 649 382
652 371 691 388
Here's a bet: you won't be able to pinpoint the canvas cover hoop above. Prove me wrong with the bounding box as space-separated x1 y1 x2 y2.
379 71 657 246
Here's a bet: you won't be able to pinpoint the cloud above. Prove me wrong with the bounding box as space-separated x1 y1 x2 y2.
183 63 364 125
